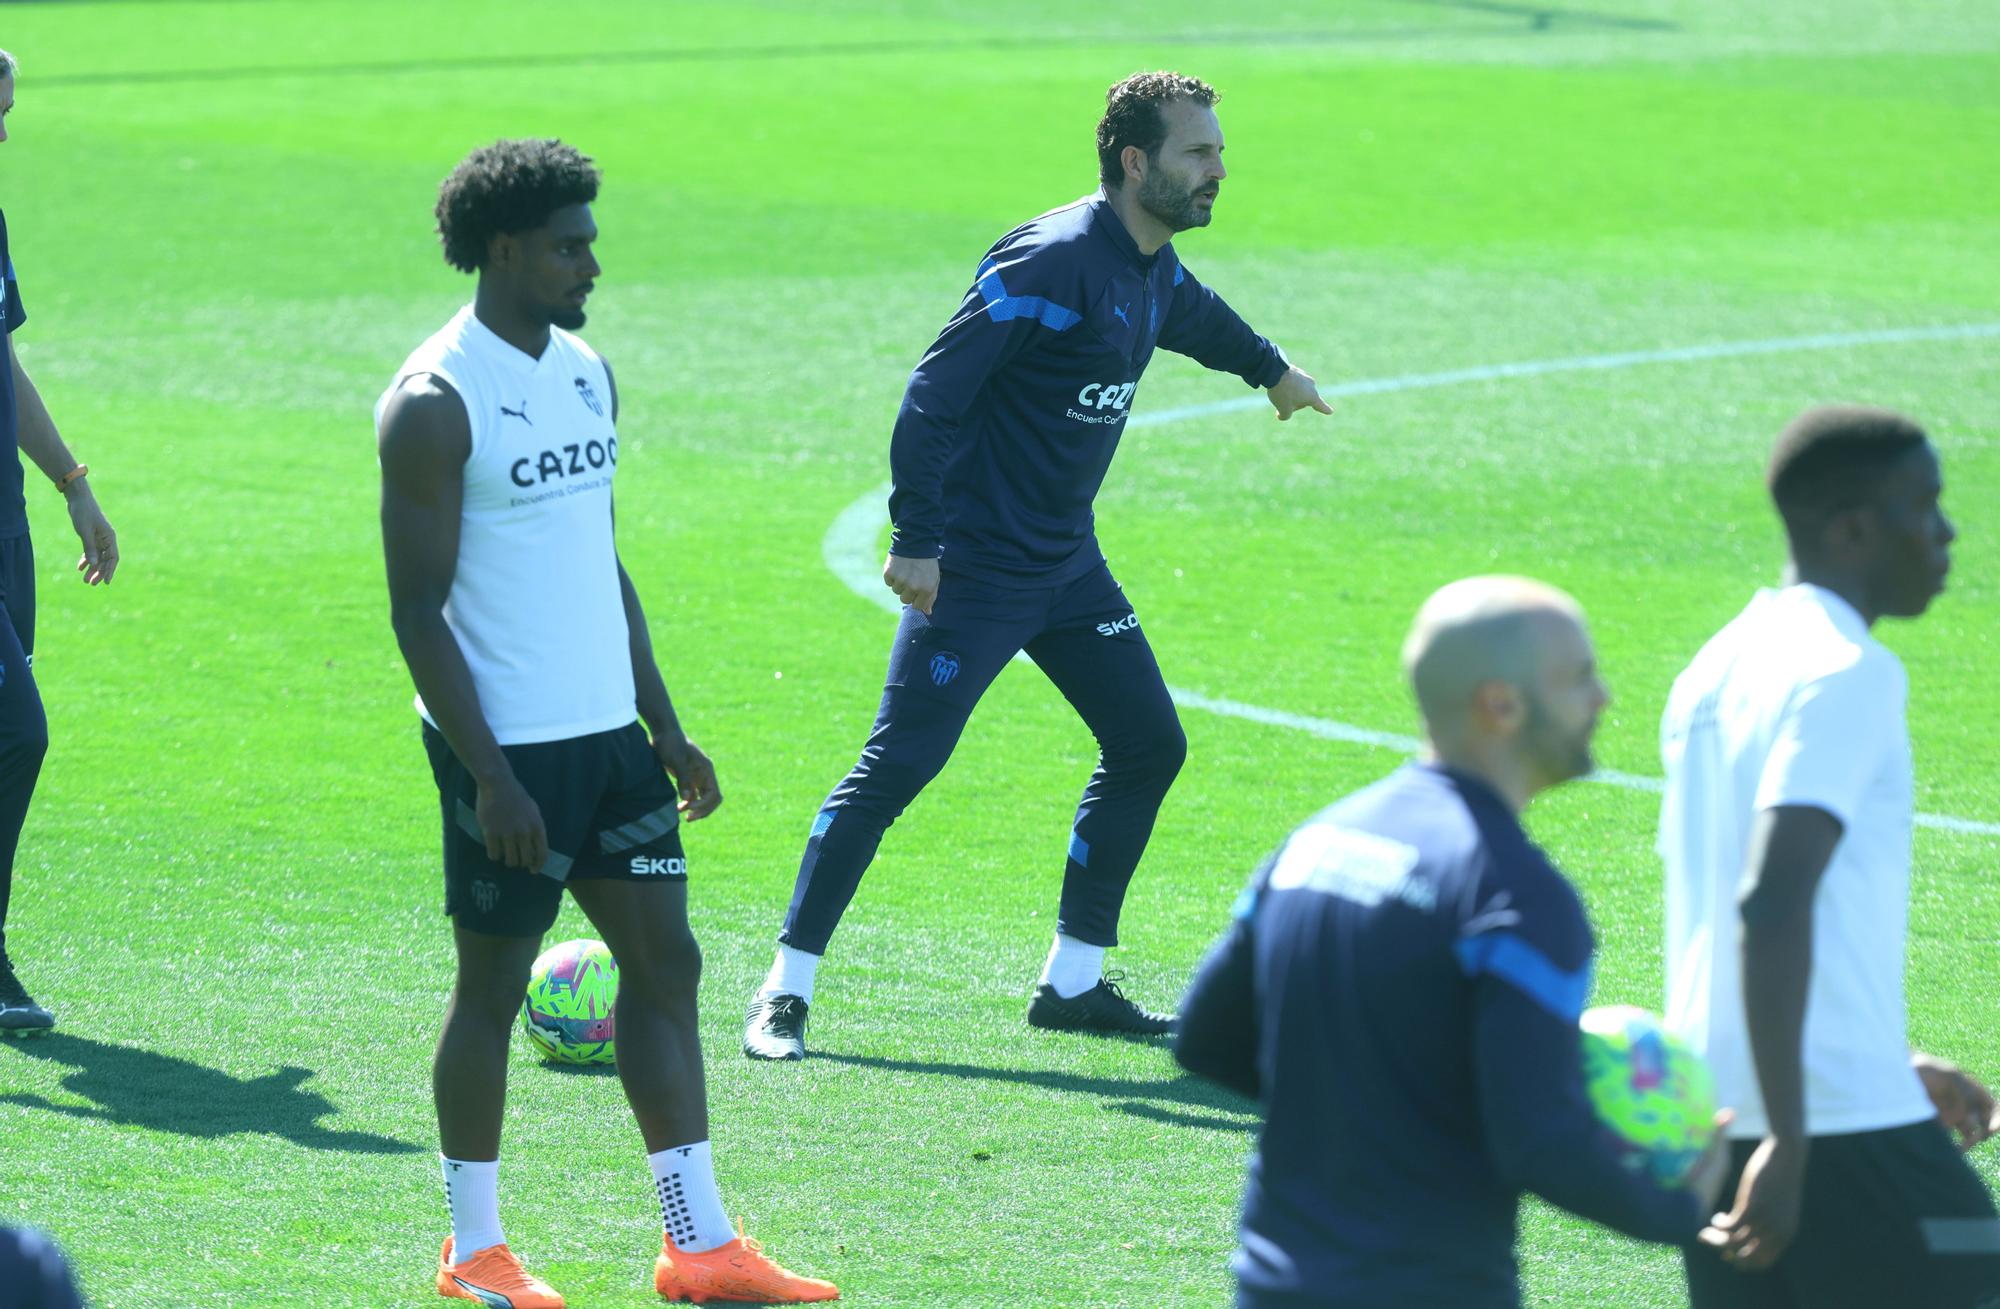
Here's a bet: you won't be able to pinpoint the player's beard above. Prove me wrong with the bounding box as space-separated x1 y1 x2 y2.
1524 693 1594 786
552 307 587 331
1138 166 1213 232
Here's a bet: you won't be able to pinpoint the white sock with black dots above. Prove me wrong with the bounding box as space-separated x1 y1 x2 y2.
649 1140 734 1253
758 945 820 1005
1040 933 1106 1000
440 1156 505 1258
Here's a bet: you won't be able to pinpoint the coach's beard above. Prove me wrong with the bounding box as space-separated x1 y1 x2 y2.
1140 171 1214 232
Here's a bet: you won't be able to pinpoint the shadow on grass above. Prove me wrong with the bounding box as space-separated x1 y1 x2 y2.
0 1034 422 1154
811 1049 1260 1133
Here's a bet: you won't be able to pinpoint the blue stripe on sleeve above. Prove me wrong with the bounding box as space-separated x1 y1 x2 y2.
810 809 835 839
975 258 1081 331
1172 263 1185 287
1067 831 1090 868
1452 932 1591 1023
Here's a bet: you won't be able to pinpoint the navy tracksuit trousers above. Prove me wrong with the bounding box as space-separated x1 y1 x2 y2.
0 533 46 956
780 561 1186 954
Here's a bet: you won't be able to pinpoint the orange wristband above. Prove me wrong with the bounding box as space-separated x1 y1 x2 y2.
54 463 88 493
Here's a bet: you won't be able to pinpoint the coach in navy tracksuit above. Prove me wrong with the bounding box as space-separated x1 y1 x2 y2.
1179 578 1727 1309
0 51 122 1038
744 72 1333 1059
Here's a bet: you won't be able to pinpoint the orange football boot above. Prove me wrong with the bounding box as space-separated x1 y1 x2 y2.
437 1236 566 1308
654 1221 839 1303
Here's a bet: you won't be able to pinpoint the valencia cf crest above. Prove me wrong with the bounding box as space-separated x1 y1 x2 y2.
574 376 605 416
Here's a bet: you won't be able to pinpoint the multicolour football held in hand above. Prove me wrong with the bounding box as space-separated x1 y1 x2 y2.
1580 1005 1718 1187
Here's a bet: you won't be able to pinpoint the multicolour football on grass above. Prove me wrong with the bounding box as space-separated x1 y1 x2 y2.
521 938 619 1066
1580 1004 1716 1186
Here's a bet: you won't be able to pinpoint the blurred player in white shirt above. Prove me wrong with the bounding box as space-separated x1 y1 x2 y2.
1660 405 2000 1308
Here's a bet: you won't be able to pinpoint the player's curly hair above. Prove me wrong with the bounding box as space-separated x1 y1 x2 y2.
1096 71 1218 189
1767 405 1929 537
434 138 600 273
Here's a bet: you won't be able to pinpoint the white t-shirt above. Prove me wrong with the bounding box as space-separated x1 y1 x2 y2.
376 306 636 745
1659 584 1932 1139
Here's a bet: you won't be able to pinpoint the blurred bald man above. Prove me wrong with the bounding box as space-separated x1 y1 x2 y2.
1177 577 1723 1309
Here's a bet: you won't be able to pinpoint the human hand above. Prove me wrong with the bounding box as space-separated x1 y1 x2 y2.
1914 1053 2000 1151
1267 366 1334 421
1697 1134 1808 1270
655 733 722 821
474 771 549 872
66 487 119 585
883 552 940 615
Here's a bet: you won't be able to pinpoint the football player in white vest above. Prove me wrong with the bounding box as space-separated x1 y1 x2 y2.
1660 405 2000 1308
378 139 837 1308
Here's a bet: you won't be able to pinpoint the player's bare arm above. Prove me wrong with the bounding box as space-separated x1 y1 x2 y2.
379 373 548 872
1267 365 1333 422
1700 803 1841 1270
615 551 720 822
8 334 116 584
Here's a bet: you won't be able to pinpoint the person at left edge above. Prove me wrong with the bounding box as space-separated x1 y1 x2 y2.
0 48 122 1040
744 71 1334 1060
0 1226 84 1309
379 139 836 1306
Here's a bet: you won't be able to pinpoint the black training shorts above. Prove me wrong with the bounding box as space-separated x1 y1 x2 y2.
422 720 688 937
1684 1118 2000 1309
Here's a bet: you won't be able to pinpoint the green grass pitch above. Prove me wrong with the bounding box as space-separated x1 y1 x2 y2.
1 2 1997 1305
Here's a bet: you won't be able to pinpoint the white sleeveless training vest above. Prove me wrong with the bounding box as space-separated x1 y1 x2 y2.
377 305 635 745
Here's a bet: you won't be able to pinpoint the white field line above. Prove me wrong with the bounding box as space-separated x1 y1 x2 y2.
821 324 2000 838
1131 321 2000 429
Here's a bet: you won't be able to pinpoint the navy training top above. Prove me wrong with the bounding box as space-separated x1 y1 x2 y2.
0 1227 85 1309
886 191 1287 582
1177 763 1703 1308
0 209 28 540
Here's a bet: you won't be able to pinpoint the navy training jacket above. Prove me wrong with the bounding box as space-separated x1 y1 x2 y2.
1177 764 1705 1308
887 191 1288 582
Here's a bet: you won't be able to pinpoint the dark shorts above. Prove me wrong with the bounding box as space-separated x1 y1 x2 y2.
1685 1119 2000 1309
422 720 687 938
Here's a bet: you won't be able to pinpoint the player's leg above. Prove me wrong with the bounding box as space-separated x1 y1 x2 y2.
747 572 1034 1059
425 727 587 1308
569 875 707 1158
435 925 543 1163
567 729 712 1156
434 921 567 1307
0 534 51 1037
1019 564 1184 1035
570 727 838 1303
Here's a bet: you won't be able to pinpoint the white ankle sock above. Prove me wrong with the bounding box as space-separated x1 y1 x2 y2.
441 1156 505 1258
1039 933 1106 999
759 945 820 1005
649 1140 735 1254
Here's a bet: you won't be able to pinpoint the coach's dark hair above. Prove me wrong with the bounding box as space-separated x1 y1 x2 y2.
1766 405 1929 541
1096 71 1218 189
435 138 600 273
